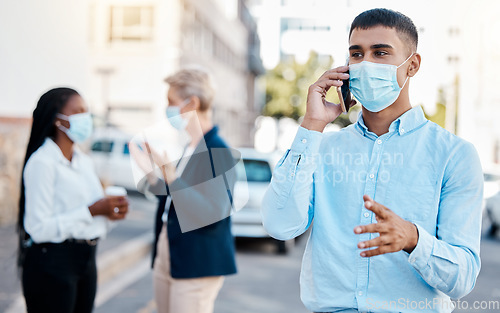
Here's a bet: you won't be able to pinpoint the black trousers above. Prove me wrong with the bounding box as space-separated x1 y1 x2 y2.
22 240 98 313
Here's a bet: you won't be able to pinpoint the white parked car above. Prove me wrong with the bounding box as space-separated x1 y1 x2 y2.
89 128 137 191
231 148 295 254
483 169 500 237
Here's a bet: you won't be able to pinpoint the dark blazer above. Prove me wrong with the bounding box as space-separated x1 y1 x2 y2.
148 126 237 279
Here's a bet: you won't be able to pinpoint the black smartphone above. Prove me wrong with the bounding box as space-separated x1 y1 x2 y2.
337 70 352 113
341 70 352 109
337 58 354 113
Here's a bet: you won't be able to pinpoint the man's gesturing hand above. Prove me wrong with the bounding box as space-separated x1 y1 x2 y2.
301 66 355 132
354 195 419 257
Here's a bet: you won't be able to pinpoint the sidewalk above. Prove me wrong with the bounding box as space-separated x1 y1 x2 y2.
0 224 21 313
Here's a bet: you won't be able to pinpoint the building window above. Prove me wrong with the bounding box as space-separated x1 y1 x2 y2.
281 18 330 32
109 6 154 42
182 10 245 71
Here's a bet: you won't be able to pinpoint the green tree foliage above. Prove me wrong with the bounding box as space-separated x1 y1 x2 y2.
422 88 446 128
263 52 328 119
262 51 356 127
423 102 446 128
263 52 346 118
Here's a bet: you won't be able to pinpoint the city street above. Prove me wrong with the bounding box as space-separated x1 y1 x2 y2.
92 192 307 313
1 1 500 313
1 192 500 313
96 194 500 313
95 233 308 313
93 194 500 313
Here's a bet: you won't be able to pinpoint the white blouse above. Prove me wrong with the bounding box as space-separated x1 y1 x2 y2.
23 138 110 243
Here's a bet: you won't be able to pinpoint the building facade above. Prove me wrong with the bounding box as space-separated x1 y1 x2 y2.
87 0 263 146
0 0 263 225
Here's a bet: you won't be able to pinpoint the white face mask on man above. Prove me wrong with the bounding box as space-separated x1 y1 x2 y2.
349 53 414 112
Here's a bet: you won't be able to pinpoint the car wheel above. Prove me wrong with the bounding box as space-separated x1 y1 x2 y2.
489 223 499 237
486 206 499 237
276 239 294 255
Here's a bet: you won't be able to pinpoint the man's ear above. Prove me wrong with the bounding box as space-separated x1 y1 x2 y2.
407 53 421 77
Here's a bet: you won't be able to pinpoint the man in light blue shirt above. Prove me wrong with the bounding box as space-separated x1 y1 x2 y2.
261 9 483 313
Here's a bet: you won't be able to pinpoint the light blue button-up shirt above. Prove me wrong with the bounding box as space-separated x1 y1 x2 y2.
261 106 483 313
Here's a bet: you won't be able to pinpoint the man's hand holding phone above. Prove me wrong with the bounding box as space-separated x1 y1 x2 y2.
301 66 356 132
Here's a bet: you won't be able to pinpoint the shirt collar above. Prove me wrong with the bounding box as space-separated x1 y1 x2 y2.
355 105 427 137
203 125 219 141
45 138 81 167
188 125 219 155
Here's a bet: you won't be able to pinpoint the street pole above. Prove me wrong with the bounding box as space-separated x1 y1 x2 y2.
96 67 115 127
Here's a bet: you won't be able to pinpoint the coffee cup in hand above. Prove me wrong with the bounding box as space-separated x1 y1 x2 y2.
105 186 128 214
105 186 127 197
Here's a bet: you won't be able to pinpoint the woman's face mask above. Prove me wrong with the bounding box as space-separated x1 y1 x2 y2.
349 53 414 112
166 99 190 130
56 112 93 143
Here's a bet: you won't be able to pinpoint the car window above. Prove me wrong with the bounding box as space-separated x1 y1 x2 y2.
484 173 500 182
91 141 114 153
123 143 130 155
238 159 272 182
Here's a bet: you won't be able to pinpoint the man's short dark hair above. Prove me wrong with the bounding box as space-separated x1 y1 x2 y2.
349 8 418 53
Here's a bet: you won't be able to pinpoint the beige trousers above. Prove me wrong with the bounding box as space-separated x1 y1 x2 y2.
153 226 224 313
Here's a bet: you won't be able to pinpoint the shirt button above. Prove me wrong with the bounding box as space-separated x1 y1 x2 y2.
376 139 382 144
301 138 307 143
410 258 416 263
290 172 295 177
358 291 363 296
364 212 370 218
401 128 405 133
369 173 374 179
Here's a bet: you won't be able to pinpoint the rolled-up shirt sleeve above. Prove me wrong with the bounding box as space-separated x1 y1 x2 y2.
261 126 323 240
408 141 483 300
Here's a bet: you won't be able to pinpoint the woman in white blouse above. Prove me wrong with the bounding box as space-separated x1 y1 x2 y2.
18 87 129 313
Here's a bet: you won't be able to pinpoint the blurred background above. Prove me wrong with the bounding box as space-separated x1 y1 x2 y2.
1 0 500 312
